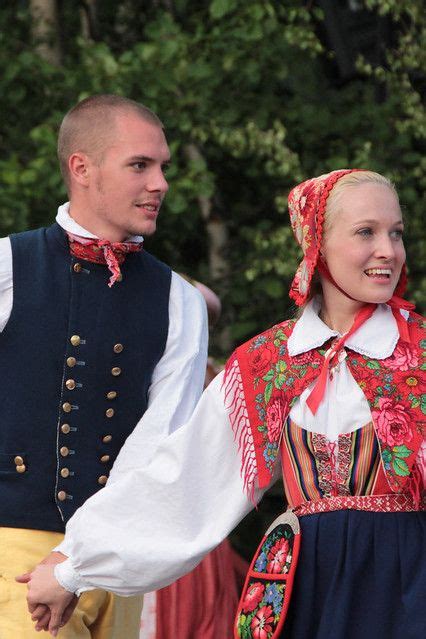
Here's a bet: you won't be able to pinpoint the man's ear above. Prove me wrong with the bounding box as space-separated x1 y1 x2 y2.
68 152 91 187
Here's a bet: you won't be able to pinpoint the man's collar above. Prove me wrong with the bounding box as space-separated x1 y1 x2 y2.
288 296 404 359
56 203 144 243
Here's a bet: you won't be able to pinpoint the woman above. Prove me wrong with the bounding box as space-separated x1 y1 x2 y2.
27 170 425 639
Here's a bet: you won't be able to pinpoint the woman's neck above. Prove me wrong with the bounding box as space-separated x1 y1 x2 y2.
319 284 366 334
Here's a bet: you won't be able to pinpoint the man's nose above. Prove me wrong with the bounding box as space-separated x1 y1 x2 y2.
146 169 169 193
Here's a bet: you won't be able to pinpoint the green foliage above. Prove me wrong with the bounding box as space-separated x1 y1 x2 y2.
0 0 424 356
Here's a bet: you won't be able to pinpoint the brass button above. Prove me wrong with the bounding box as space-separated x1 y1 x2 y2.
60 468 70 478
105 408 115 418
62 402 72 413
111 367 121 377
113 343 124 354
60 446 69 457
73 263 82 273
57 491 67 501
65 379 76 390
106 391 117 400
102 435 112 443
16 464 26 473
100 455 110 463
61 423 71 434
14 456 24 466
67 356 77 367
70 335 81 346
98 475 108 485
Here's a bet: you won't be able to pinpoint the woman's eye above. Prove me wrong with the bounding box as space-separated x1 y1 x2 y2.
357 228 373 237
391 229 404 239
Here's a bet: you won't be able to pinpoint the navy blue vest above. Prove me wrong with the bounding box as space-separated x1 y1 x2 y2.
0 223 171 532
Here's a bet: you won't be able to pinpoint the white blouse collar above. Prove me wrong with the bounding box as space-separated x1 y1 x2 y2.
288 296 403 360
56 202 144 243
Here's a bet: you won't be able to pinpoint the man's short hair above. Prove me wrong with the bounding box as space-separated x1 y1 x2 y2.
57 94 163 189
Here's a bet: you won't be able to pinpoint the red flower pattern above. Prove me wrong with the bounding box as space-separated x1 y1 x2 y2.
267 538 290 574
241 582 265 613
383 343 419 371
266 396 286 443
372 397 413 447
249 344 274 377
250 605 274 639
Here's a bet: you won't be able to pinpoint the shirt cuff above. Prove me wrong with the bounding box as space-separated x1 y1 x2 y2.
54 559 91 597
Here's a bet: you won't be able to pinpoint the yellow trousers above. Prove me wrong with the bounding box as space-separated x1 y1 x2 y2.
0 527 143 639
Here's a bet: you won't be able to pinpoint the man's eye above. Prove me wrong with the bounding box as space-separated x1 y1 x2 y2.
132 162 146 170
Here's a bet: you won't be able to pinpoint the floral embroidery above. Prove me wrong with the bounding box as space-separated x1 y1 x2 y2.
237 581 285 639
251 605 275 639
241 582 265 613
267 538 291 574
236 521 298 638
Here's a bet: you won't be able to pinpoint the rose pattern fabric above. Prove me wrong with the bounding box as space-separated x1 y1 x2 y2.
373 397 414 448
231 313 424 497
383 343 419 371
249 344 275 377
266 397 285 443
287 170 358 305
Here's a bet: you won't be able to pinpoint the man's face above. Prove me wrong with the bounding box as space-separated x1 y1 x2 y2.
85 112 170 241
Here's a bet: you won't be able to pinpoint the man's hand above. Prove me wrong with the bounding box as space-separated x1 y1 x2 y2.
16 552 78 635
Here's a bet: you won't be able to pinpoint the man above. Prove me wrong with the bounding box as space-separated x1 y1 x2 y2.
3 94 207 637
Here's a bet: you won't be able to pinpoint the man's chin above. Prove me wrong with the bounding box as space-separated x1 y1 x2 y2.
127 222 156 238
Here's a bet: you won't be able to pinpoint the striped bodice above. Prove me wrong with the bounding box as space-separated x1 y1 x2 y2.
280 419 385 507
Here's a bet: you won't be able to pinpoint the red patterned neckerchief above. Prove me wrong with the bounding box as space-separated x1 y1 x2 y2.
67 232 143 287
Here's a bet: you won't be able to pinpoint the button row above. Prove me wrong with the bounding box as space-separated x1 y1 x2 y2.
69 336 124 355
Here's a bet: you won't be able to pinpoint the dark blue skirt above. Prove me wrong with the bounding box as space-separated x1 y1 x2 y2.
282 510 426 639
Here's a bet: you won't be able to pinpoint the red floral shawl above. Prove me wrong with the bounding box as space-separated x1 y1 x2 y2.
224 312 425 501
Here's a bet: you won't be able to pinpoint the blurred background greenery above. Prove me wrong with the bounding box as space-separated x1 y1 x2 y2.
0 1 424 359
0 0 424 559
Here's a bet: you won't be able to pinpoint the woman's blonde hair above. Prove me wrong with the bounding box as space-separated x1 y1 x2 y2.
324 170 398 233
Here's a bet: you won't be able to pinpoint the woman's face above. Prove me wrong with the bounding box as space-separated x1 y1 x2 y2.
321 182 405 304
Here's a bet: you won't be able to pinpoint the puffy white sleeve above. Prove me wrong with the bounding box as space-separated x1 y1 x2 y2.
54 372 264 596
0 237 13 332
106 271 209 470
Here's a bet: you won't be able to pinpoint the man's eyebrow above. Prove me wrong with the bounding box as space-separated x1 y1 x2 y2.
128 155 171 164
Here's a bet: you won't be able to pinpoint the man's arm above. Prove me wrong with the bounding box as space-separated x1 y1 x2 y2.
24 371 264 636
20 272 208 627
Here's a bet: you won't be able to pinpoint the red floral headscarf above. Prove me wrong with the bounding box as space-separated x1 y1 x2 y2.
287 169 413 414
287 168 407 306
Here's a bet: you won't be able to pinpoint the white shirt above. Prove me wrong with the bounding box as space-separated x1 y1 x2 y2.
52 299 424 596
